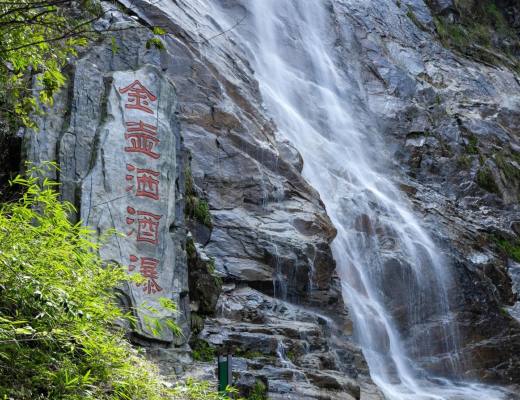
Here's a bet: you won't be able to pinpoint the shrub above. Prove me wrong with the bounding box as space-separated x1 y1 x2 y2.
194 200 212 228
0 166 174 399
184 164 212 228
0 166 233 400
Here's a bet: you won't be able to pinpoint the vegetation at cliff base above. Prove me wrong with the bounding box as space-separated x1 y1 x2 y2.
0 167 236 400
0 167 172 399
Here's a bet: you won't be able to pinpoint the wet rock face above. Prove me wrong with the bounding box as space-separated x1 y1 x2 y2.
22 0 520 395
199 286 372 400
331 0 520 384
23 2 380 398
115 2 376 395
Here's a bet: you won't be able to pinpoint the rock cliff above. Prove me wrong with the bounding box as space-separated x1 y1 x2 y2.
335 0 520 384
20 0 520 398
24 2 380 399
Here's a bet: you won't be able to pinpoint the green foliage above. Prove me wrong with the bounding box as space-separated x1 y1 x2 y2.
248 380 268 400
432 1 519 71
234 349 265 359
285 350 297 363
171 379 240 400
185 165 194 196
245 351 265 359
194 200 212 228
152 27 167 35
0 165 175 399
207 258 216 273
186 237 197 259
494 237 520 263
465 136 479 155
191 339 216 362
146 26 166 50
146 38 165 50
185 165 213 228
110 36 120 55
0 1 103 129
457 154 472 169
499 307 510 317
0 165 236 400
476 166 499 193
190 313 205 334
494 152 520 181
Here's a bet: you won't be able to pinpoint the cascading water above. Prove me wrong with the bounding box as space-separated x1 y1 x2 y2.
211 0 512 399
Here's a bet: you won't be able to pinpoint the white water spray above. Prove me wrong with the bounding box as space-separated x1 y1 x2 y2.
211 0 511 398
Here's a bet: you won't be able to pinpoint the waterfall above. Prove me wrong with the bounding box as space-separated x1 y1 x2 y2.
210 0 511 399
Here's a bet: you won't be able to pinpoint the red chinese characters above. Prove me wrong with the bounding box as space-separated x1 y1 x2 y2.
126 206 162 245
119 80 157 114
120 79 165 297
124 121 160 159
129 255 162 294
126 164 160 200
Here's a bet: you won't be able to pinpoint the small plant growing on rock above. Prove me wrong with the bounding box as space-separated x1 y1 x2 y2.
457 155 472 169
191 338 216 362
466 136 479 155
248 380 268 400
406 6 427 31
476 166 499 193
194 199 213 227
495 152 520 182
146 37 165 50
494 236 520 263
185 164 213 228
432 1 520 71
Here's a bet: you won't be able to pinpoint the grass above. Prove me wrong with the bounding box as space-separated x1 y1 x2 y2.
146 38 165 50
495 152 520 181
235 350 265 359
476 167 499 193
194 199 212 228
457 155 472 169
187 237 197 259
432 1 520 71
494 236 520 263
185 164 213 228
466 136 479 155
